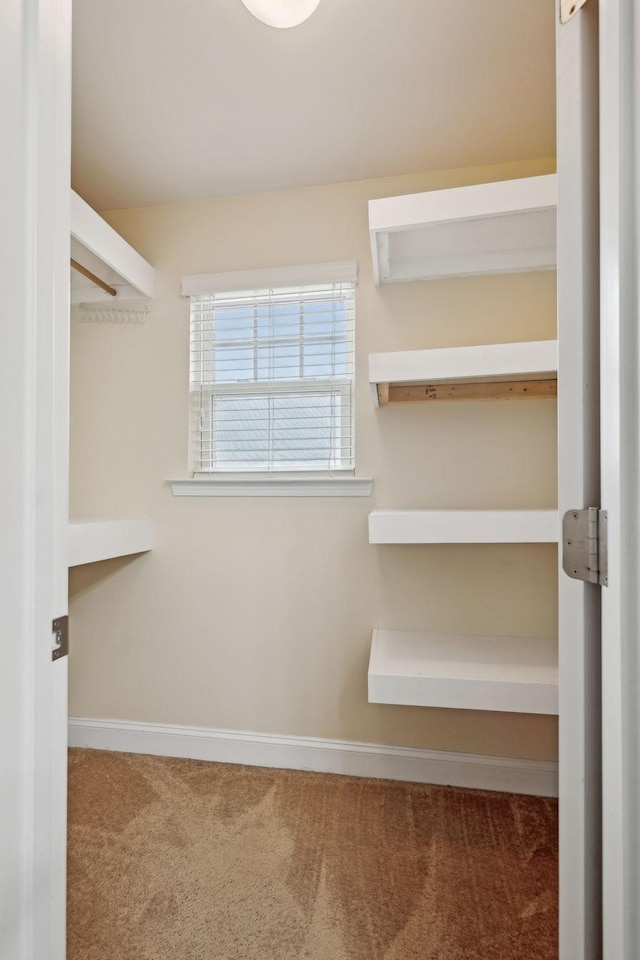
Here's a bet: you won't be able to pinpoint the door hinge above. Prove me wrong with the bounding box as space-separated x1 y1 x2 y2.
52 615 69 661
560 0 589 24
562 508 608 586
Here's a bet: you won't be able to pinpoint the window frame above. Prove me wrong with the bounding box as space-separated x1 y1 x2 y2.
171 262 373 497
192 379 355 476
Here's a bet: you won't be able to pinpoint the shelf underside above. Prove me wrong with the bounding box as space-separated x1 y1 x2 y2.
379 210 557 282
368 629 558 714
369 174 558 284
70 190 154 303
68 519 153 567
70 238 147 304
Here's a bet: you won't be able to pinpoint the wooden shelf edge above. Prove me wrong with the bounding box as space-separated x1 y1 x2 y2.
377 378 557 405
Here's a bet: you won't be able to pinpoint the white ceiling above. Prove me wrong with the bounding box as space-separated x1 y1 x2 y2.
72 0 556 211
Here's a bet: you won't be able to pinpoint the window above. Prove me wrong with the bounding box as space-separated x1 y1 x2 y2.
187 265 356 475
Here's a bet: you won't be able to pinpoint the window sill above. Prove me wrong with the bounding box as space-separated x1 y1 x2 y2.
167 476 374 498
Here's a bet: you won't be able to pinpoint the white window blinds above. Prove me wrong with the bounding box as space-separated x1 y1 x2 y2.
189 278 355 474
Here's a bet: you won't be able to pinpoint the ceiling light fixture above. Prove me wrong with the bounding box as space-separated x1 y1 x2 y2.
240 0 321 29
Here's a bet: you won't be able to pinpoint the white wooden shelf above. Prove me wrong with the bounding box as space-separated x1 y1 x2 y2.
369 174 557 284
368 629 558 714
68 519 153 567
70 190 154 304
368 509 558 544
369 339 558 407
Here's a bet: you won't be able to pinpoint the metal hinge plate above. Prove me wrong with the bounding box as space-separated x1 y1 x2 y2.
560 0 589 24
52 615 69 661
562 508 608 586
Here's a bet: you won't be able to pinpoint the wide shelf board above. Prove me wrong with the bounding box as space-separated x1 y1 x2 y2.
68 519 153 567
369 340 558 407
368 509 559 544
368 629 558 715
369 174 557 284
70 191 154 303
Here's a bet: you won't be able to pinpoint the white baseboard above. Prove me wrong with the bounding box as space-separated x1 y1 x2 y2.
68 717 558 798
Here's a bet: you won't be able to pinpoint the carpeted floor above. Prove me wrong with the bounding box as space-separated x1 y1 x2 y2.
67 748 558 960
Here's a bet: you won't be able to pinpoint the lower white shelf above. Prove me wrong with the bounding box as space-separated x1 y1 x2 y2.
68 519 153 567
368 509 558 544
369 339 558 407
368 629 558 715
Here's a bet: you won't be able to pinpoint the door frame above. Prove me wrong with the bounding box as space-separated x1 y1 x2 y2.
556 2 602 958
599 1 640 956
0 1 71 958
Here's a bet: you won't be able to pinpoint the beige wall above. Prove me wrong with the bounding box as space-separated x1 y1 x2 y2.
69 157 559 761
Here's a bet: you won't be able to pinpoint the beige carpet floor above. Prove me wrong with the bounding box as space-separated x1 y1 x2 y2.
67 749 558 960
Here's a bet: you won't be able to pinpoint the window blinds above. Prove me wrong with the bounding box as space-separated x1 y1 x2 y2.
189 280 355 473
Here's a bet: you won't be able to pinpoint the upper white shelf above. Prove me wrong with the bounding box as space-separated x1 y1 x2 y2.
368 629 558 715
369 339 558 407
68 519 153 567
369 174 557 284
368 509 559 544
70 191 154 304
